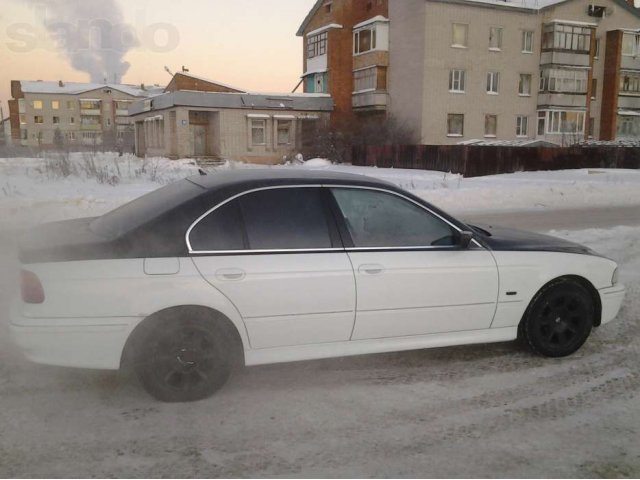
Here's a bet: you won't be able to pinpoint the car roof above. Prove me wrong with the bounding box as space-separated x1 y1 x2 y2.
186 168 396 190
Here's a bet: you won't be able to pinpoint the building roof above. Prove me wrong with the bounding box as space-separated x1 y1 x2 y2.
129 90 333 115
431 0 640 16
18 80 164 98
164 72 246 94
297 0 325 36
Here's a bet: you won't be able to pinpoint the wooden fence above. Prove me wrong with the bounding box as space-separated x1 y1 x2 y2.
351 145 640 177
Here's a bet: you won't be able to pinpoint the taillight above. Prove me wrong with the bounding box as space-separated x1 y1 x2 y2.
21 269 45 304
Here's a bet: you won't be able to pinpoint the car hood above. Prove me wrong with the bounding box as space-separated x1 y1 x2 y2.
469 223 598 256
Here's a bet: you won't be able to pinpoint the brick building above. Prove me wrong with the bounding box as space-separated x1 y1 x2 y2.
297 0 389 129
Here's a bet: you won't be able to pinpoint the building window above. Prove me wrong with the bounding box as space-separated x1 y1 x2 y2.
447 114 464 136
354 67 377 92
67 101 74 109
452 23 468 48
307 32 328 58
542 23 591 53
449 69 466 93
354 27 376 54
487 71 500 94
277 120 292 145
70 117 75 124
519 74 532 96
516 115 529 137
34 115 44 124
617 115 640 137
484 114 497 137
594 38 600 59
251 119 267 146
539 68 588 93
489 27 503 50
620 73 640 94
80 99 101 110
539 110 585 134
622 33 640 57
21 129 28 140
537 111 546 135
51 100 59 110
522 30 534 53
32 100 43 110
53 116 60 124
19 114 26 125
591 78 597 99
68 131 76 141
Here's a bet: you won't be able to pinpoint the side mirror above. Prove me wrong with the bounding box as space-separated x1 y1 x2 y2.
457 230 474 249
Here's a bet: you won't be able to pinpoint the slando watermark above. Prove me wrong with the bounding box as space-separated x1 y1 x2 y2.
5 4 180 54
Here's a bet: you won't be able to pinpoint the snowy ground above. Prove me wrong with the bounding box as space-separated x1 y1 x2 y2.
2 153 640 229
1 154 640 477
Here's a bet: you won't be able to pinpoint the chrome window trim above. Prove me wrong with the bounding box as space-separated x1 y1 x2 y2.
186 183 484 254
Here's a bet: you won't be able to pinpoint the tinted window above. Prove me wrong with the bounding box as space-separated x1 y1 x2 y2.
90 179 203 238
331 188 456 247
239 188 332 250
189 200 245 251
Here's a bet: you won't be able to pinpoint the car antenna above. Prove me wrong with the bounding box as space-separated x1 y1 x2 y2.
198 168 207 176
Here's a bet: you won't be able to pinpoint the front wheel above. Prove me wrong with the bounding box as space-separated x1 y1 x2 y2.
520 279 595 357
134 313 232 402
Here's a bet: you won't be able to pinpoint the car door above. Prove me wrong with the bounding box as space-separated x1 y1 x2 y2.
329 187 499 340
189 186 356 349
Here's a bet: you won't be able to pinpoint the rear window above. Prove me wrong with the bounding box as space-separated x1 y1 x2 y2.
90 179 203 238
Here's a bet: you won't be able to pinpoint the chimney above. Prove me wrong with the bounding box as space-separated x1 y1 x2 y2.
59 80 64 87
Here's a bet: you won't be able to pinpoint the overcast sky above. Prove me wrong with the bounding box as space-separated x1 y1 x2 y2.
0 0 317 116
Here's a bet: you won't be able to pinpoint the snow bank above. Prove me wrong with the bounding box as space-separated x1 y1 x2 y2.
1 153 640 229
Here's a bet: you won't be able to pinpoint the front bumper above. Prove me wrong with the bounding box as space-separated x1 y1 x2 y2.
10 301 140 370
599 284 626 325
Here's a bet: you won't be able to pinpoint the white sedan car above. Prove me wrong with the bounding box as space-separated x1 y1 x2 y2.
11 170 625 402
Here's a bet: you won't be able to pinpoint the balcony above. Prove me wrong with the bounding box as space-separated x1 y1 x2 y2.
352 90 388 111
540 51 590 67
618 94 640 110
80 109 102 116
80 123 102 131
537 92 587 108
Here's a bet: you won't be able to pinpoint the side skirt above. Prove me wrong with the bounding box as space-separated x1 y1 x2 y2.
244 327 518 366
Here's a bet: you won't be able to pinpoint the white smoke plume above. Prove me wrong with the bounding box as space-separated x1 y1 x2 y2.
25 0 139 83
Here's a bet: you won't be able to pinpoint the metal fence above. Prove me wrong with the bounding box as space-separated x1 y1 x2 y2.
352 145 640 177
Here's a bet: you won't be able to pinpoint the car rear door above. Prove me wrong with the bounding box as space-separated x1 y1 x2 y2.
329 187 499 340
189 186 356 349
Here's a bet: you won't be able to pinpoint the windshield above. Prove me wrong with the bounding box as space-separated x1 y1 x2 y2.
90 179 204 238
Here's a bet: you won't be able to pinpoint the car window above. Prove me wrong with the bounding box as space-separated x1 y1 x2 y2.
331 188 456 247
239 188 332 250
189 199 246 251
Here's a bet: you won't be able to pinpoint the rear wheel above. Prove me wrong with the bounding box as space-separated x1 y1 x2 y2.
134 312 232 402
520 279 595 357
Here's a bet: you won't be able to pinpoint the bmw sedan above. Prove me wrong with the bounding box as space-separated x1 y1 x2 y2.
11 170 625 402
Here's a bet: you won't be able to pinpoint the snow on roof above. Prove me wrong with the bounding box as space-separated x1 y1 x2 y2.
353 16 389 29
306 23 343 37
20 80 164 98
579 139 640 147
444 0 568 11
458 138 560 147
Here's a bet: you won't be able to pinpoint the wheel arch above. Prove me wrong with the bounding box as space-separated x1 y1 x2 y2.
120 305 246 370
520 275 602 331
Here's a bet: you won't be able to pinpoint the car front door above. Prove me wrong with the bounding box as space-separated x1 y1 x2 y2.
189 186 355 349
329 187 499 340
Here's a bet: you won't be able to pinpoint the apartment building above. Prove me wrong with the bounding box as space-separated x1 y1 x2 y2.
297 0 389 128
8 81 164 149
298 0 640 144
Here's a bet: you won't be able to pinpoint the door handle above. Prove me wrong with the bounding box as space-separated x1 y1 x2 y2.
215 269 246 281
358 264 385 275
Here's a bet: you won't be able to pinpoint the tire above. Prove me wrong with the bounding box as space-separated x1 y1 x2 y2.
520 279 595 358
133 311 232 402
